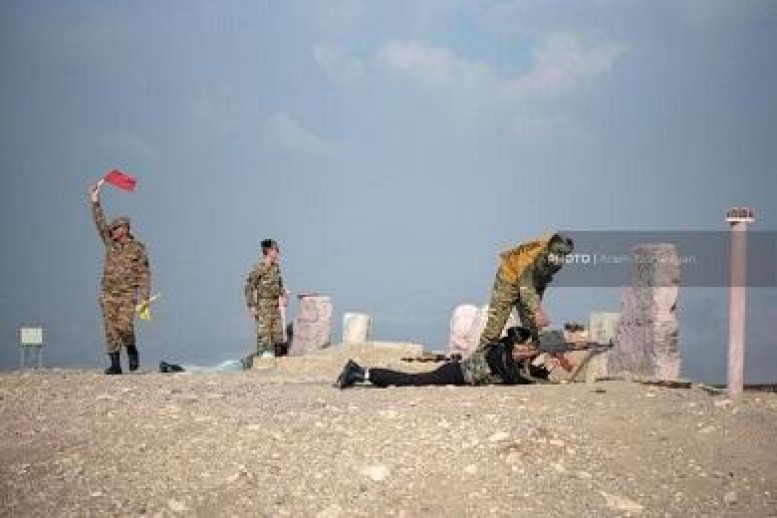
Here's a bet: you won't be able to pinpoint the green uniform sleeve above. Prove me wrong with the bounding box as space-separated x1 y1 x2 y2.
517 265 542 314
135 244 151 302
516 265 543 339
245 266 259 308
518 285 541 314
92 201 110 245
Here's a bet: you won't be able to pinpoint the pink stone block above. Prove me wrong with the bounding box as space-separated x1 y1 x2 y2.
290 296 333 355
297 296 333 322
447 304 480 357
447 304 519 358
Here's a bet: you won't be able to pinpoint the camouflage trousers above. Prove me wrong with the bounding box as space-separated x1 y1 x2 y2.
99 292 137 354
459 349 502 386
254 299 283 355
478 275 538 347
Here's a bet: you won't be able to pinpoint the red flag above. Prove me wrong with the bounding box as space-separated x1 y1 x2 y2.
103 169 137 192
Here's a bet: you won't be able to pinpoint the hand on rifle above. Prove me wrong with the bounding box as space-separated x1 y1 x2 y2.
533 307 550 329
512 341 539 362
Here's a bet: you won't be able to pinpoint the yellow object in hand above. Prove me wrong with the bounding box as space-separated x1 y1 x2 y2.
137 305 151 320
135 293 161 321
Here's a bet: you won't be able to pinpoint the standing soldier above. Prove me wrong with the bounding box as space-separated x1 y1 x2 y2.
245 239 288 360
89 180 151 374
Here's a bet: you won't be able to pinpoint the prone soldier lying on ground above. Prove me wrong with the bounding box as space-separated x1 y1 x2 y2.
335 326 611 388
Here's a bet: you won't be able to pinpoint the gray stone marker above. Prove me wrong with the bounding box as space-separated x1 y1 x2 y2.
611 244 681 380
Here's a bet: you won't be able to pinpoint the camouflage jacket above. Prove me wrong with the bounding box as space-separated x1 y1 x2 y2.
245 261 283 308
92 202 151 299
499 236 568 320
497 235 552 317
515 263 553 337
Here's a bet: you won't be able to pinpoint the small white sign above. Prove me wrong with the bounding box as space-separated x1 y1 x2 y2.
19 327 44 346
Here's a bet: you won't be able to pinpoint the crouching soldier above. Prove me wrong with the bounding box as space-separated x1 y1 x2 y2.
479 232 574 346
89 181 151 374
335 327 536 388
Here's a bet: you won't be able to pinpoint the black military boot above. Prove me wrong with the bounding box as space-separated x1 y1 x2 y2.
104 352 122 375
159 361 184 373
335 360 365 389
126 345 140 372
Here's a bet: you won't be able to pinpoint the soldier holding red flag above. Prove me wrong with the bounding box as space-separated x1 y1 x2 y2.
88 172 150 374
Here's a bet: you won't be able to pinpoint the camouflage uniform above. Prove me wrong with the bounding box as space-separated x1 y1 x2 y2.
245 262 284 355
459 349 504 385
92 202 151 354
463 233 571 385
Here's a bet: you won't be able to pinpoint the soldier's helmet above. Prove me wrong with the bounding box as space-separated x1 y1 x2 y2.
548 233 574 255
546 233 574 273
109 216 130 230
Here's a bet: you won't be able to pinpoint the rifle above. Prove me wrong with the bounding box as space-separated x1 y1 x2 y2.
401 352 463 363
514 330 614 374
515 330 612 355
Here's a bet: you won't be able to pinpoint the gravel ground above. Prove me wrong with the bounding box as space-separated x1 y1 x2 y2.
1 348 776 517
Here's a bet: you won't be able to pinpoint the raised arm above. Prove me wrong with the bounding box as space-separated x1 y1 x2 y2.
89 180 110 245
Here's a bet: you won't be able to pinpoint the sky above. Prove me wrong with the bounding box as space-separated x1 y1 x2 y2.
0 0 775 382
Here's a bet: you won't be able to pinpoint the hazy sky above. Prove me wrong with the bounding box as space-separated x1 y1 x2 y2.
1 1 775 382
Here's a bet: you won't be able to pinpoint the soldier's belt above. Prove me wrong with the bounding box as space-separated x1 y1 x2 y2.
100 290 136 297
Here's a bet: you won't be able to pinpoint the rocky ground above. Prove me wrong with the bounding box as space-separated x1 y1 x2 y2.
1 343 776 517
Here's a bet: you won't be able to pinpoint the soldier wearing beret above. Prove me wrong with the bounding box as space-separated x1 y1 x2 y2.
244 239 288 361
89 181 151 374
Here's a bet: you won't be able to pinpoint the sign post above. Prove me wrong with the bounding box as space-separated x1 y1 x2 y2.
725 207 755 397
19 326 44 371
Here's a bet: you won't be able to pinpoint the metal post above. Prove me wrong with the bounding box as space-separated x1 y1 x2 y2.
726 208 754 397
